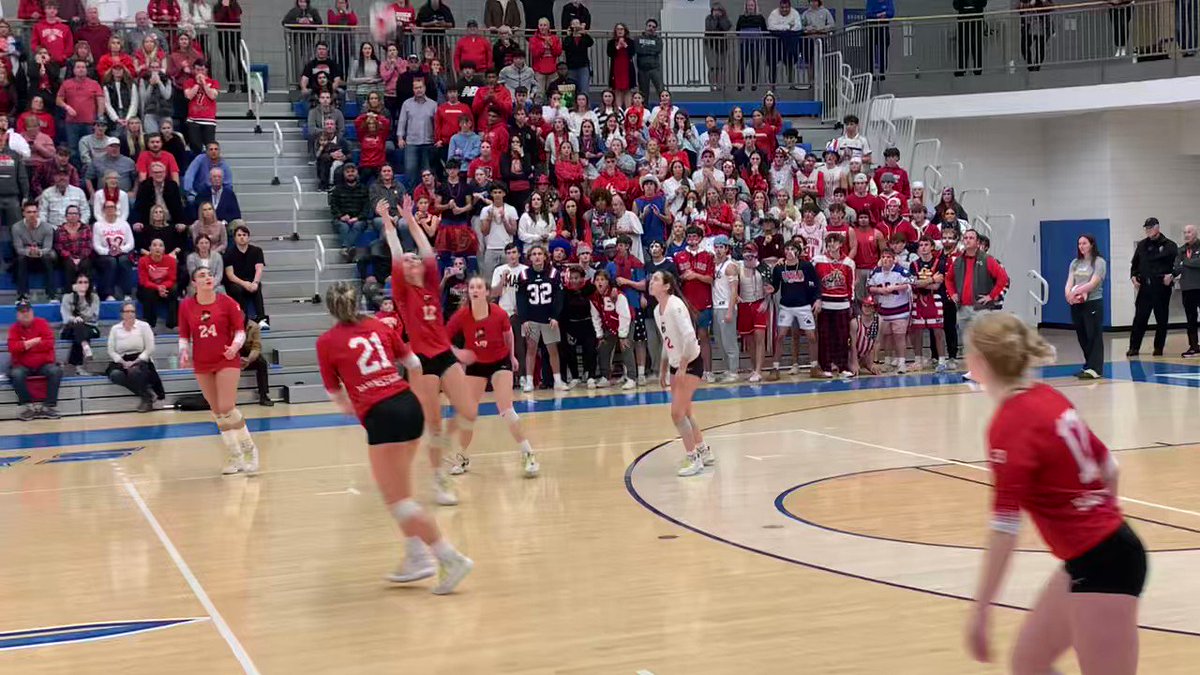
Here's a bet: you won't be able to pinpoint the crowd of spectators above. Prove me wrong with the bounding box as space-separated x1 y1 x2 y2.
0 0 276 419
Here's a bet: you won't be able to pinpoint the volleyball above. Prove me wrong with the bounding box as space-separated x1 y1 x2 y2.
369 2 398 43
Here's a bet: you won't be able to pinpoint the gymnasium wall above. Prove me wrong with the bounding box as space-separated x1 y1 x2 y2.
917 108 1200 328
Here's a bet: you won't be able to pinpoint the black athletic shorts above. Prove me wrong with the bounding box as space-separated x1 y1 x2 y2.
465 358 512 380
363 389 425 446
417 349 458 378
670 355 704 379
1064 521 1147 597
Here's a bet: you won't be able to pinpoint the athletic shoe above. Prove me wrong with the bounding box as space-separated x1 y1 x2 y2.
137 396 154 413
703 371 716 383
567 378 580 388
521 376 533 393
40 405 61 419
809 365 824 379
840 370 855 379
554 380 571 391
637 375 648 386
677 452 705 477
16 405 36 422
1152 350 1164 357
1079 369 1101 380
387 555 436 584
222 451 242 475
821 371 833 378
241 443 260 475
621 378 637 390
434 475 459 506
586 378 597 389
748 371 762 383
522 451 540 478
934 361 948 373
1183 348 1200 358
698 444 716 466
788 364 800 377
595 378 610 388
897 361 907 374
721 372 739 383
963 371 975 381
765 369 780 381
1125 350 1139 358
431 553 474 595
258 319 270 331
446 453 470 476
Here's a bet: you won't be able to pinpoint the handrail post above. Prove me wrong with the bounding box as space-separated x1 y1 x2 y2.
272 122 283 186
290 175 302 242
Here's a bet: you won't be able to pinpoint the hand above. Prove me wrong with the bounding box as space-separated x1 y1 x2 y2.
158 287 168 297
1131 278 1141 290
223 345 239 361
659 368 668 388
25 337 42 348
248 282 259 293
1164 274 1174 286
813 300 822 314
240 357 250 368
179 350 191 368
620 338 631 350
965 606 991 663
396 139 407 149
975 295 991 308
452 347 477 365
549 319 559 331
74 316 83 324
511 355 519 371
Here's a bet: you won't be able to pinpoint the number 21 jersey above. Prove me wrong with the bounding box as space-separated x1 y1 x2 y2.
317 317 415 422
988 383 1123 560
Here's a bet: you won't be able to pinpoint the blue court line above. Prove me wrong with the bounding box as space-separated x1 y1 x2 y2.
0 619 205 651
0 360 1196 453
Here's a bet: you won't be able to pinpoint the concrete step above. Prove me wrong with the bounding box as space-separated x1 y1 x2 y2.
267 263 357 283
239 191 328 211
263 246 327 268
243 218 328 240
287 382 330 404
273 347 319 367
219 100 295 118
262 309 330 333
222 139 309 158
262 277 356 300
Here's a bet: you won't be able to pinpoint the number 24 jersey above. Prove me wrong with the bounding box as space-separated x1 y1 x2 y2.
317 317 415 422
178 294 245 373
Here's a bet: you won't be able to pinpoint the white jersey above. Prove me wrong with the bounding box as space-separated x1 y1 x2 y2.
655 294 701 369
490 263 527 314
712 258 738 309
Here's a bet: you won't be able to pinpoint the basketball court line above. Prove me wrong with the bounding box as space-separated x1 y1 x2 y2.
121 480 260 674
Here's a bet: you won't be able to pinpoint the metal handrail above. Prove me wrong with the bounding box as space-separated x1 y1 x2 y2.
971 215 994 240
1027 270 1050 306
941 161 965 188
922 164 944 194
986 213 1017 258
290 175 303 242
910 139 941 176
959 188 991 219
313 236 327 303
271 122 284 186
239 38 263 130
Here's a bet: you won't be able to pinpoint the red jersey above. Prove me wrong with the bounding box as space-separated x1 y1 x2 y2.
434 101 472 146
845 192 884 224
391 257 451 357
852 227 882 270
317 317 414 422
185 76 219 124
891 218 919 245
812 254 855 310
988 383 1123 560
446 303 511 365
673 248 715 312
374 309 404 334
179 294 244 374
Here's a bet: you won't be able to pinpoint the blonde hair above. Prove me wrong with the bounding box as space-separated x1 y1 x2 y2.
324 281 360 324
968 313 1056 381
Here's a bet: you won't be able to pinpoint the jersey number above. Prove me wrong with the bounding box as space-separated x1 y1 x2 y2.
1056 409 1101 484
198 325 218 339
349 333 393 376
527 282 553 305
423 304 438 321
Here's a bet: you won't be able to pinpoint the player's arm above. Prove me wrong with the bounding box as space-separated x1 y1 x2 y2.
402 201 437 259
377 199 406 262
317 341 355 417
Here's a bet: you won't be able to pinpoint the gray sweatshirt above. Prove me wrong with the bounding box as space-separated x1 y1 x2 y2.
61 291 101 325
0 149 28 200
1174 240 1200 291
12 220 54 255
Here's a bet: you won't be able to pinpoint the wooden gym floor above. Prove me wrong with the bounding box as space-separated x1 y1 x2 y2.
1 339 1199 673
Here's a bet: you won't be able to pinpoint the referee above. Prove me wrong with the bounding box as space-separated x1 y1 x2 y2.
1128 217 1178 357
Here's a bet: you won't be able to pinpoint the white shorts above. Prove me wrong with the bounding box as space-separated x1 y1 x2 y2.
777 304 816 331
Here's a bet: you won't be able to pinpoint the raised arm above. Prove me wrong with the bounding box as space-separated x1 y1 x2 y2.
377 199 406 262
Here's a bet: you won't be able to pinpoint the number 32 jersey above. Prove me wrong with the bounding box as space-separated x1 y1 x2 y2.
317 317 415 422
178 294 245 374
987 383 1123 560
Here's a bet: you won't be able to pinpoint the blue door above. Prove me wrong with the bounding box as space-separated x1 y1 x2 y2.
1039 220 1111 327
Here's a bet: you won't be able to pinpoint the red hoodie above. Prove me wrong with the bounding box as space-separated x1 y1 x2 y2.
18 0 44 20
434 101 472 146
8 317 56 370
471 85 513 130
139 254 178 292
31 19 73 64
454 35 493 73
528 33 562 75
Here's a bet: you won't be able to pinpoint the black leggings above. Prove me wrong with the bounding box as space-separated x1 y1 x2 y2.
562 319 597 380
60 322 100 366
242 355 270 396
1184 288 1200 350
1070 299 1105 374
108 360 155 399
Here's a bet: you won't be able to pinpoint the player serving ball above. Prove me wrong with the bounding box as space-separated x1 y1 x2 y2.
649 270 714 477
964 312 1146 674
178 266 262 475
316 282 473 594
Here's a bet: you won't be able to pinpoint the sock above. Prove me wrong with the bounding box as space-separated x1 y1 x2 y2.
637 365 645 377
219 429 240 455
773 361 779 369
553 373 564 384
938 356 947 363
519 440 533 455
405 536 428 558
233 426 257 454
430 539 457 561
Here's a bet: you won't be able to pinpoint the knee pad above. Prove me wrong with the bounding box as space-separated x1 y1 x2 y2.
456 417 475 432
499 408 519 424
389 498 424 523
213 412 233 431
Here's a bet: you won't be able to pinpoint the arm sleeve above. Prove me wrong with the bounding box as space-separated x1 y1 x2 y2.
119 223 135 254
616 295 631 338
138 322 155 361
316 340 342 393
987 257 1009 301
590 301 602 338
106 326 121 363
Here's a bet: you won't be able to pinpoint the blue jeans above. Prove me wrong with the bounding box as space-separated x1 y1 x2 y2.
10 363 63 406
569 66 591 98
335 218 366 248
402 144 433 188
95 254 133 298
65 122 92 167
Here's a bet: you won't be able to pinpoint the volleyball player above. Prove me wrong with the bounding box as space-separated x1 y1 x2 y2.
649 270 714 478
178 267 261 475
445 276 541 479
964 312 1145 674
378 199 479 506
316 282 473 594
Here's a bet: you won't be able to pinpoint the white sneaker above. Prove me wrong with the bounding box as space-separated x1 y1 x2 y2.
698 444 716 466
595 378 610 388
81 343 93 359
554 379 570 391
748 371 762 383
721 372 739 383
637 375 648 386
387 554 436 583
521 376 533 393
431 553 474 595
934 360 948 373
621 378 636 390
434 474 459 506
221 452 241 475
258 318 270 331
703 371 716 383
522 451 540 478
897 360 907 374
240 443 260 475
840 370 855 379
963 371 975 382
446 453 470 476
567 378 580 389
788 364 800 376
677 453 705 477
586 377 597 389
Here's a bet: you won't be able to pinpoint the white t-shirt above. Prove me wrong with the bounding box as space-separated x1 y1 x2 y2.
655 294 701 369
490 262 526 314
480 203 518 250
712 258 738 309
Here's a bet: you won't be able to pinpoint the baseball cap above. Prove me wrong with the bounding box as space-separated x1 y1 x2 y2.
712 234 731 248
466 18 478 26
881 172 897 183
744 241 759 254
1144 217 1160 229
15 299 32 312
104 137 121 147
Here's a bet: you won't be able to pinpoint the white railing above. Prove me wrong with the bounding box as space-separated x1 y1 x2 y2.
1027 270 1049 307
891 116 917 163
863 94 895 155
971 215 994 241
941 161 965 188
922 164 945 194
313 235 326 303
290 175 303 241
240 39 263 133
271 122 284 186
909 138 942 178
985 213 1017 258
959 188 991 220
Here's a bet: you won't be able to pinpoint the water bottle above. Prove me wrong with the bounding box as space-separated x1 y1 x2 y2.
168 354 178 370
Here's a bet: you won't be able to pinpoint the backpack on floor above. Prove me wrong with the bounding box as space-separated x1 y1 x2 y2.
173 394 210 411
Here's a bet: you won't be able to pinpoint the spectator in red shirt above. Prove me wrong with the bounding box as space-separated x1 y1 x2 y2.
872 146 910 199
18 0 46 21
528 17 562 94
136 132 182 182
7 301 63 420
56 59 104 165
845 172 884 225
467 139 501 183
594 152 632 203
137 237 180 329
75 7 113 60
184 59 220 149
944 228 1010 331
454 19 494 73
32 2 74 66
97 35 136 81
472 70 513 130
434 82 472 155
148 0 183 27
